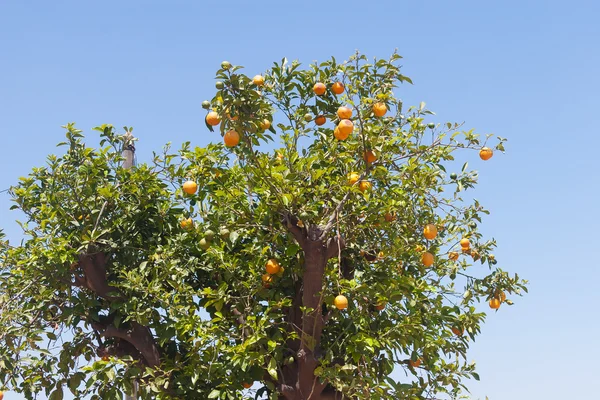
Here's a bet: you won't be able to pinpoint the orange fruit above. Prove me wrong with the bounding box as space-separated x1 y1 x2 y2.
373 102 387 117
347 172 360 185
421 252 434 267
334 126 348 140
359 180 372 192
337 106 353 119
182 180 198 195
265 259 281 275
363 150 377 164
489 298 501 309
375 302 386 311
448 251 459 261
260 119 271 130
451 327 464 336
224 130 240 147
261 273 273 287
0 391 4 400
180 218 194 230
334 295 348 310
459 238 470 249
206 111 221 126
384 212 396 222
227 112 238 121
253 75 264 86
102 356 109 361
498 290 507 303
313 82 326 96
480 147 493 161
409 358 422 368
314 115 326 126
337 119 354 137
423 224 437 240
242 382 253 389
331 81 345 94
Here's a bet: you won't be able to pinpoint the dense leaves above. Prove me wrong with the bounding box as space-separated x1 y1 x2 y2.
0 52 527 400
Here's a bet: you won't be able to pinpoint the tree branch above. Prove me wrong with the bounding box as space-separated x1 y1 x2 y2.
282 212 306 247
92 321 161 367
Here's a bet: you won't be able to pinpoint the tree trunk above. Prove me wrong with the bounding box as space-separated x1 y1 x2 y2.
279 222 345 400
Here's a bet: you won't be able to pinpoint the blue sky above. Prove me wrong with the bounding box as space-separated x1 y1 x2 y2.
1 1 599 399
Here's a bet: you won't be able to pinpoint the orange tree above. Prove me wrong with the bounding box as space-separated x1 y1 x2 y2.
0 52 527 400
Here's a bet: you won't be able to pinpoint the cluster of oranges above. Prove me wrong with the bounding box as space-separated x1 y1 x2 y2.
310 81 388 142
262 258 284 288
203 68 269 148
489 290 506 310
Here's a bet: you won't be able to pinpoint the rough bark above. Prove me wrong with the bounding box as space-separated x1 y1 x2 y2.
280 218 345 400
73 251 161 367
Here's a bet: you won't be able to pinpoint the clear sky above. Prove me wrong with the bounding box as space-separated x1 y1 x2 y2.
1 1 599 399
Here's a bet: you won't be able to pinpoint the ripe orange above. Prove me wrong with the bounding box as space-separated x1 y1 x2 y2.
489 298 501 309
314 115 326 126
451 327 464 336
375 302 386 311
384 212 396 222
459 238 470 249
498 290 507 303
102 356 109 361
242 382 253 389
182 180 198 195
480 147 493 161
373 102 387 117
421 252 434 267
423 224 437 240
206 111 221 126
253 75 264 86
265 259 281 275
262 273 273 287
334 295 348 310
409 358 422 368
334 126 348 140
359 180 372 192
0 391 4 400
313 82 326 96
337 119 354 137
347 172 360 185
260 119 271 130
448 251 459 261
337 106 353 119
363 150 377 164
180 218 194 230
331 81 345 94
224 130 240 147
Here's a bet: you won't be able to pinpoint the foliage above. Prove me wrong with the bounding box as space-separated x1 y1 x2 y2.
0 52 527 400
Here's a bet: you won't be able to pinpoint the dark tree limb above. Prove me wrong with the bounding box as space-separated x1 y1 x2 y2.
77 252 121 300
325 236 345 260
282 212 306 247
92 321 161 367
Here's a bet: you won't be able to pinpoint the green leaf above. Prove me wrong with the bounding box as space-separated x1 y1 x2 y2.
268 358 278 380
49 386 64 400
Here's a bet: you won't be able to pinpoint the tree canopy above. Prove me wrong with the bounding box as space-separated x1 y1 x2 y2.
0 52 527 400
